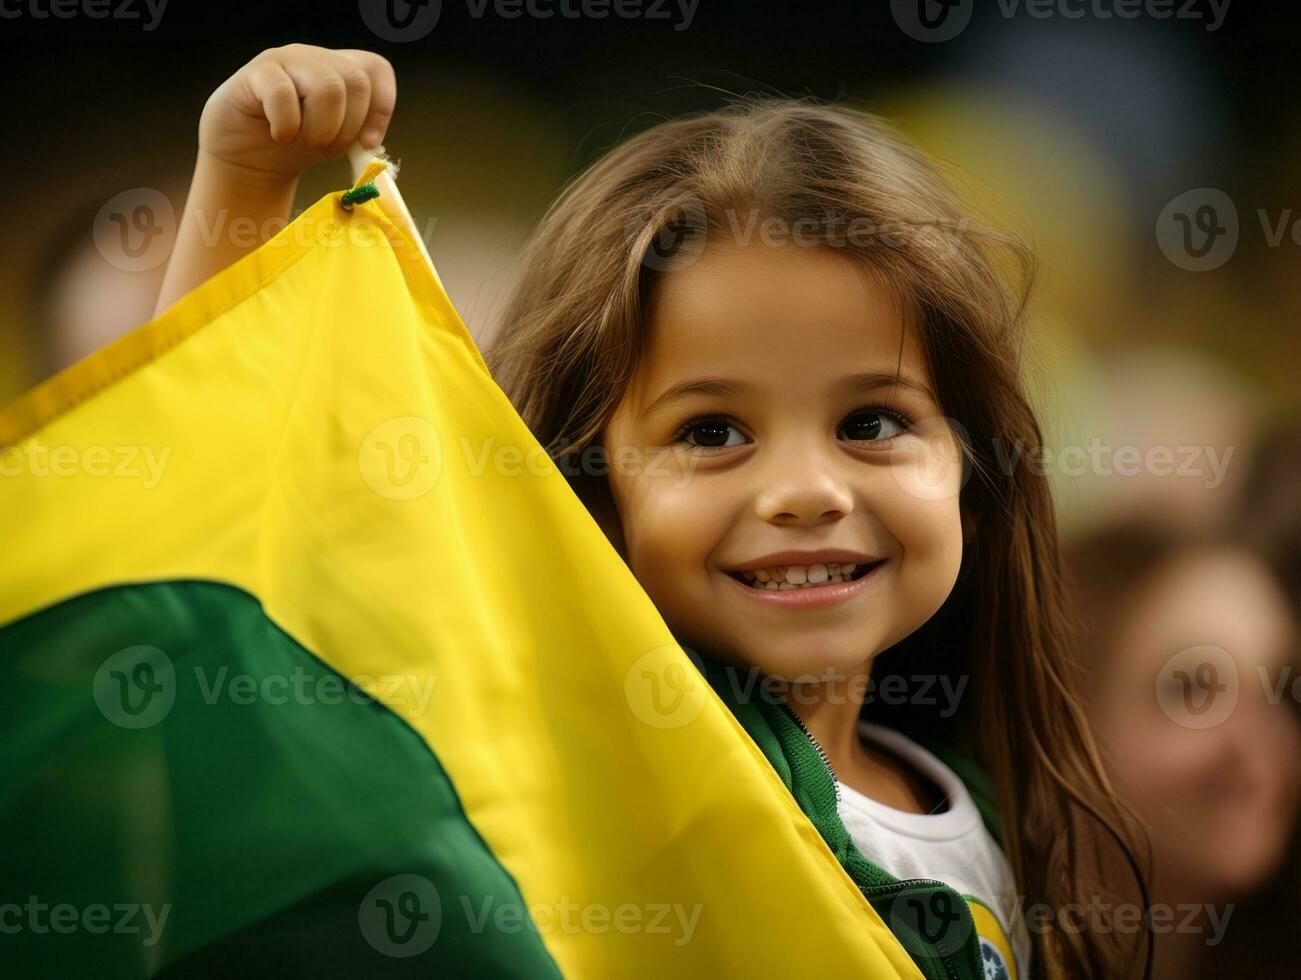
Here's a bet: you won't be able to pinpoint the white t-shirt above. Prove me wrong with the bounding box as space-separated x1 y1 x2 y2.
837 721 1031 980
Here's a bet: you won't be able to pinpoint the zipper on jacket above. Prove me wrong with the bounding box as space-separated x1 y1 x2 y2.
781 702 841 804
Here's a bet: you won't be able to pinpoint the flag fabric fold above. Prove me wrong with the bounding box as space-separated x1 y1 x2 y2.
0 160 923 978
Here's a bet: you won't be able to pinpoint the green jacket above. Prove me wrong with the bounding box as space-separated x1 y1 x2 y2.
695 653 1003 980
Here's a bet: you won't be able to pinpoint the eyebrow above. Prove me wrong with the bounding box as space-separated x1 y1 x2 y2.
641 371 937 418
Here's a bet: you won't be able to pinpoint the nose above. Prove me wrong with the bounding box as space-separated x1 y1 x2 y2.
753 442 854 526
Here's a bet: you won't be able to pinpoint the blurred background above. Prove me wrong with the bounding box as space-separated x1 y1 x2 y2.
1 2 1296 977
1 2 1297 536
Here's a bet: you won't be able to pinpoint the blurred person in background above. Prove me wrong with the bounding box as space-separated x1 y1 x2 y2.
24 178 186 381
1235 415 1301 602
1066 523 1300 978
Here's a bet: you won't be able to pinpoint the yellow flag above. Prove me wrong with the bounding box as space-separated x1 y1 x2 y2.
0 159 922 977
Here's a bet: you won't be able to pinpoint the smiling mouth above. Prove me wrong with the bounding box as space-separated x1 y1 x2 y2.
725 560 885 591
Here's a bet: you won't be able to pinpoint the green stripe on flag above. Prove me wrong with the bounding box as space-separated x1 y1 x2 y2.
0 580 563 978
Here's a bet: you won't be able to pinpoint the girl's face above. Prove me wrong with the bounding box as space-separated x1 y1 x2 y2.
600 238 966 681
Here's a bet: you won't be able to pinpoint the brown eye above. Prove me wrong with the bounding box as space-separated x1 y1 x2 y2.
673 415 747 451
685 421 741 448
841 410 907 443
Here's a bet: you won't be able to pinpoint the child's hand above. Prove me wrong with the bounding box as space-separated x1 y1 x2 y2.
198 44 396 183
155 45 396 316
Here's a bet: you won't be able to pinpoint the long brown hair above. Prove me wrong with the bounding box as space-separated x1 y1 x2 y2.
486 97 1151 978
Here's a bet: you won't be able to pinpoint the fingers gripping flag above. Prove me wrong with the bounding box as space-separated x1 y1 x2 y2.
0 158 924 978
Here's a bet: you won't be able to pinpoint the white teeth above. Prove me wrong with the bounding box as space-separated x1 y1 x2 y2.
738 561 863 589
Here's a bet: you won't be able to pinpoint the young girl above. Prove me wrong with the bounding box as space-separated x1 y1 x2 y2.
158 44 1150 979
